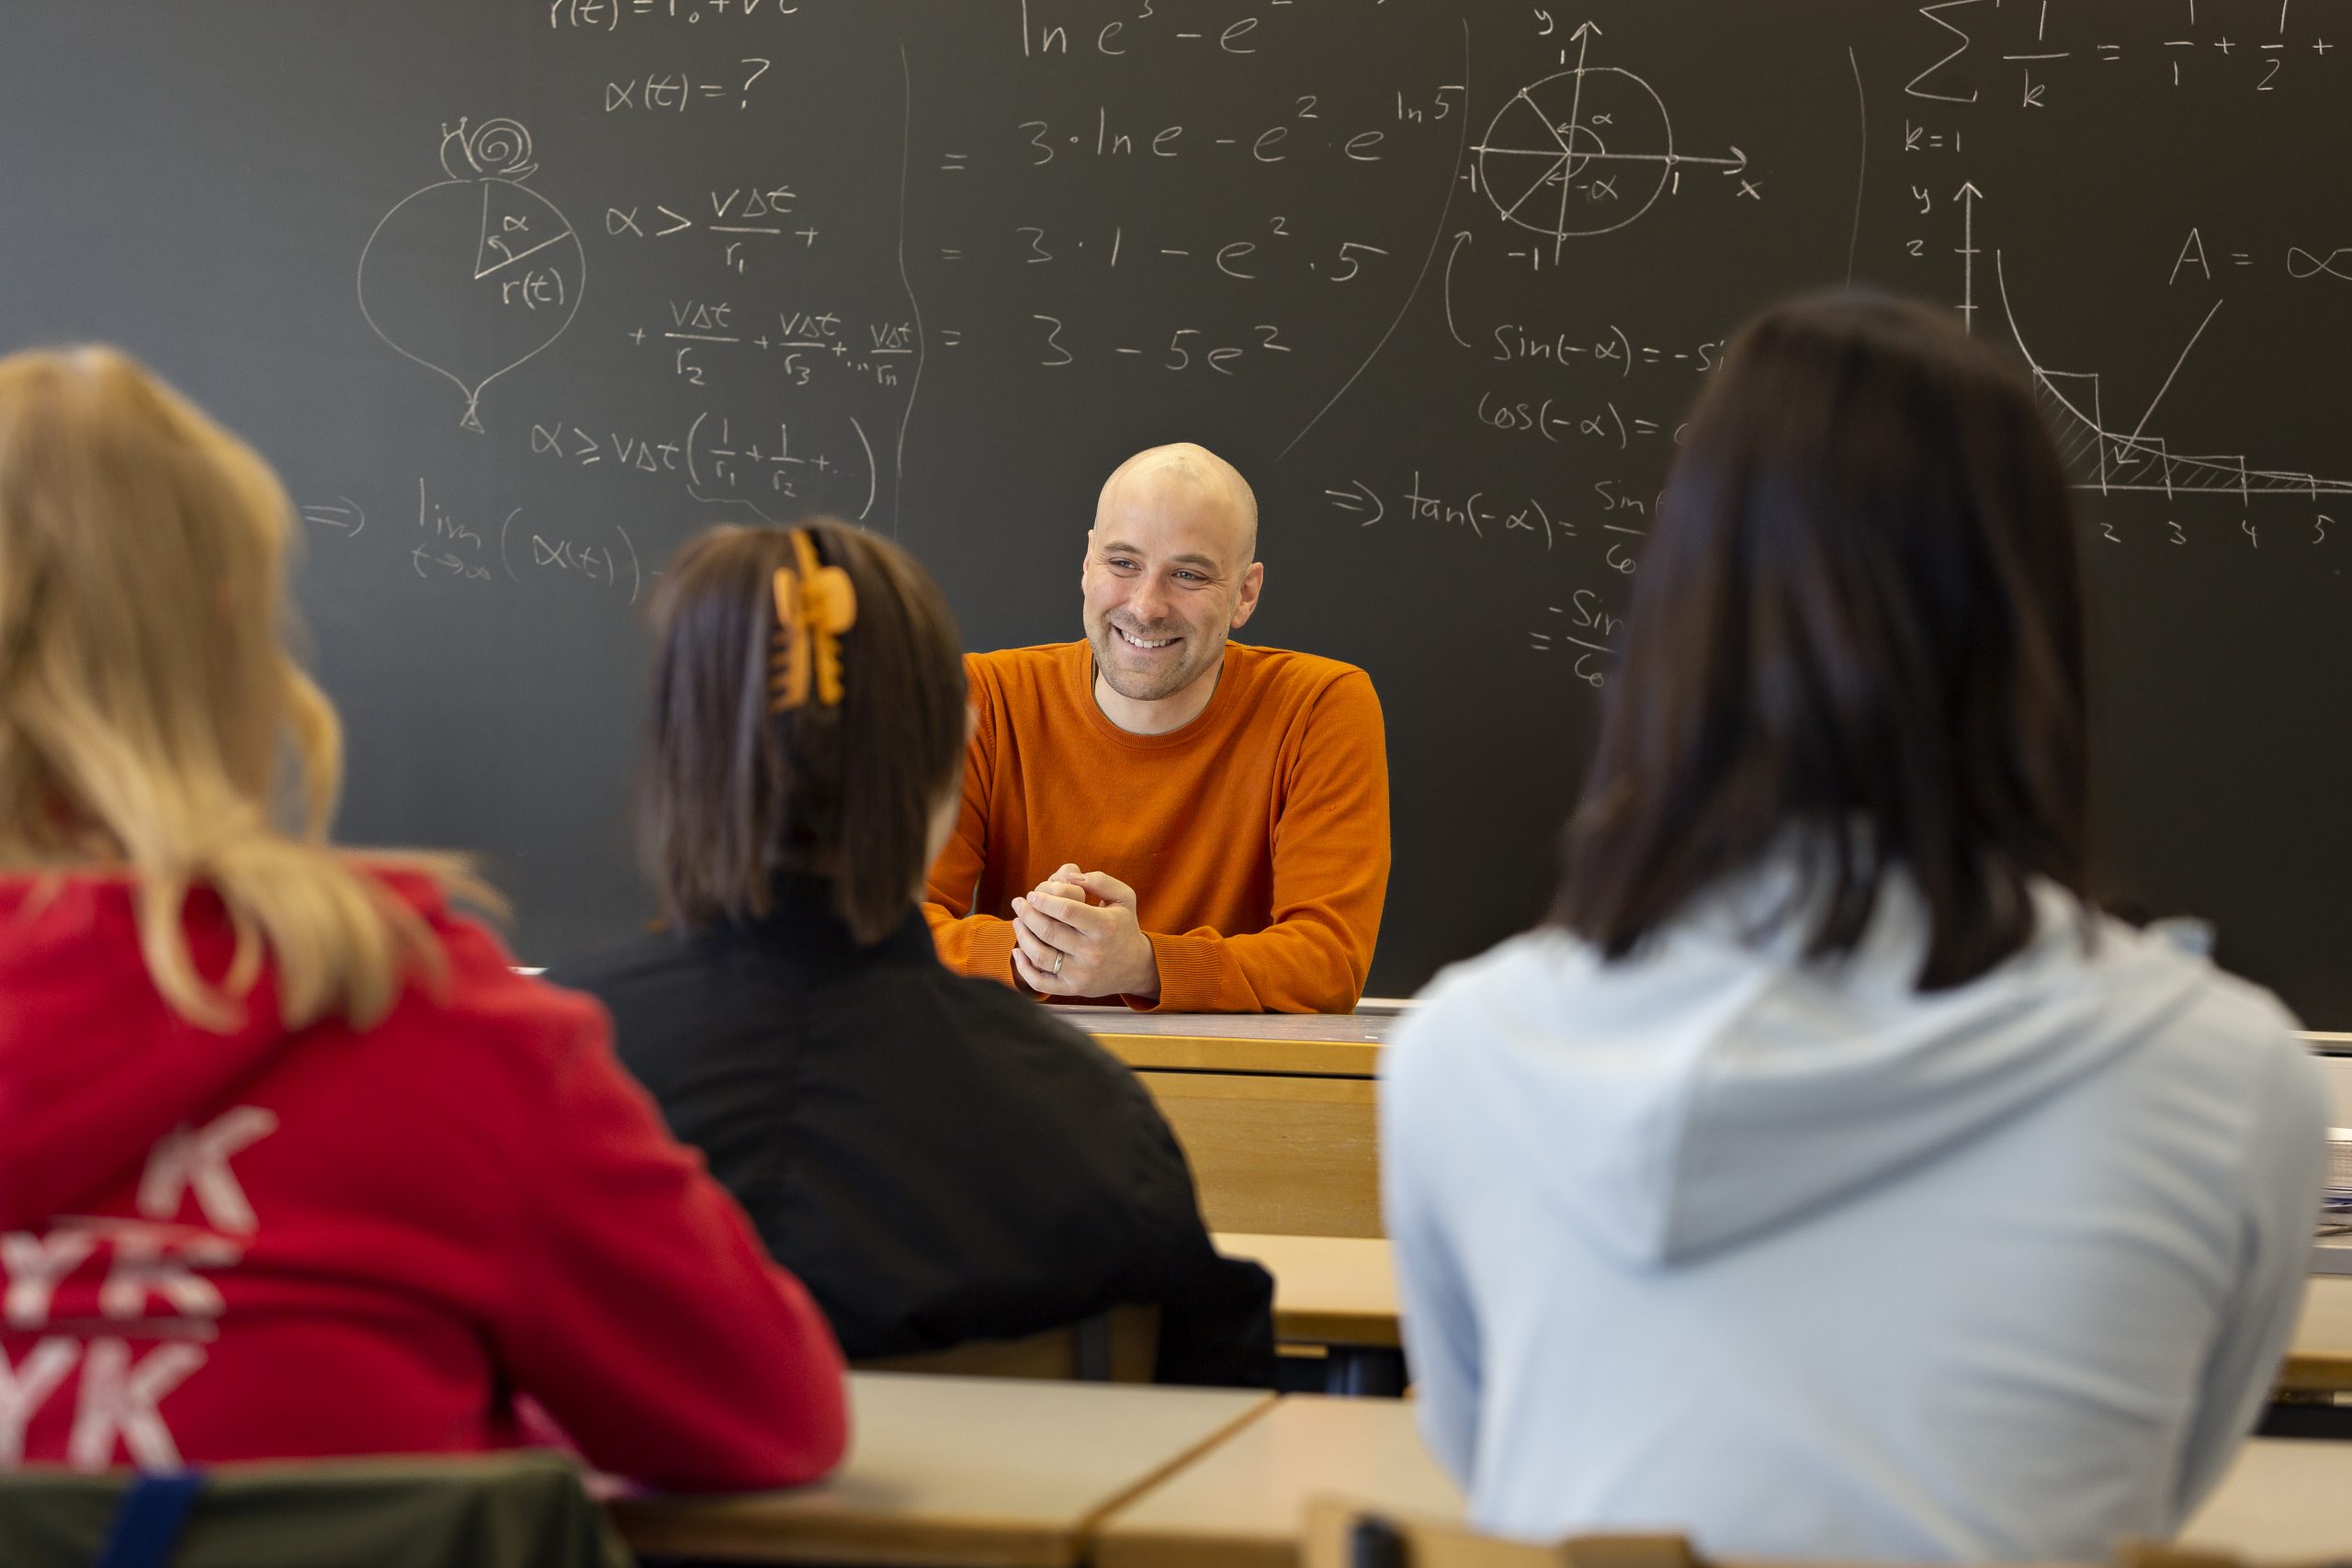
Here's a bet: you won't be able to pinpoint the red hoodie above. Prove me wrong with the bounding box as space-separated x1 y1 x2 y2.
0 868 847 1489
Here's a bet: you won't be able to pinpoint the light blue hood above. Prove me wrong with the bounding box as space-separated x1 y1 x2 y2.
1421 875 2218 1266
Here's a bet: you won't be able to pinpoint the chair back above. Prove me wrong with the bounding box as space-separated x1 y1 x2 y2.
1306 1503 1690 1568
0 1451 631 1568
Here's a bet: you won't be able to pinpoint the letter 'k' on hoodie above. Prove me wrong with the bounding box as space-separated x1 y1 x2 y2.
1383 871 2324 1563
0 869 846 1487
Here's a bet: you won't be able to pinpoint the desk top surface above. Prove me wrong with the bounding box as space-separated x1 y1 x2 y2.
1076 1013 1396 1042
607 1371 1271 1568
2289 1272 2352 1391
1077 1013 1393 1076
1218 1233 1401 1349
1092 1394 1462 1568
1097 1399 2351 1568
2180 1438 2352 1559
1218 1235 2352 1392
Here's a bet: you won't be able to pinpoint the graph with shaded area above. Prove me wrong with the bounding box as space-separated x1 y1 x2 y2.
1996 253 2352 502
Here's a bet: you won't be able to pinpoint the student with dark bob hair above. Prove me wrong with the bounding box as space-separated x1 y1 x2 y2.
1383 293 2324 1560
551 520 1274 1385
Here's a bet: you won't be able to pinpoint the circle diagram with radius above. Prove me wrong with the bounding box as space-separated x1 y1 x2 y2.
1476 29 1745 253
357 118 584 433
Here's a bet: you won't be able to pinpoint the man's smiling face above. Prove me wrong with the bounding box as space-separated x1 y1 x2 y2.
1081 459 1260 708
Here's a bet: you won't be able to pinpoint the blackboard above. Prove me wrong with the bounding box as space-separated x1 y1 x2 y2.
4 1 2347 1025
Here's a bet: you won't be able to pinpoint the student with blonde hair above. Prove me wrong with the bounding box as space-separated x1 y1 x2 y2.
551 520 1274 1385
0 346 846 1483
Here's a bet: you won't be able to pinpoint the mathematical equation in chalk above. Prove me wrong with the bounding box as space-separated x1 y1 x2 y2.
605 187 818 276
1322 468 1654 566
1476 394 1679 453
1905 0 2339 106
1487 322 1730 378
529 412 854 498
1011 105 1404 168
1023 315 1294 375
2163 228 2352 285
302 480 644 604
552 0 797 28
1530 593 1627 687
970 219 1395 288
605 61 775 113
628 301 923 391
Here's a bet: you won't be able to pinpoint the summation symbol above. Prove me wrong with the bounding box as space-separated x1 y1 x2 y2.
1473 22 1748 255
357 118 586 432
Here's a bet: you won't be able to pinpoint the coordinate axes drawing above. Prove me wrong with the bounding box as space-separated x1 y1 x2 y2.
1473 23 1749 255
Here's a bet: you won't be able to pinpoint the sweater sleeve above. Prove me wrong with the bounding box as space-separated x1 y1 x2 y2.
2169 1035 2329 1522
1137 671 1390 1013
495 997 849 1493
922 660 1022 987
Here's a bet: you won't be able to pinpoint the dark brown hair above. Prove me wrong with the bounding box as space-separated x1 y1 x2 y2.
640 520 967 943
1554 290 2091 990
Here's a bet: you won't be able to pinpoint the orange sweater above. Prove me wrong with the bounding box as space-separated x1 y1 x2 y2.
922 640 1389 1013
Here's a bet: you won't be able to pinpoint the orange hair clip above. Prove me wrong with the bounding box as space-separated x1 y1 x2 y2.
769 530 858 713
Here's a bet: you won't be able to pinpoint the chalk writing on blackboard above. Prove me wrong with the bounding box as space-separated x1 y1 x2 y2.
1996 252 2352 504
549 0 800 28
1473 24 1750 256
356 119 584 433
300 498 365 537
605 62 773 113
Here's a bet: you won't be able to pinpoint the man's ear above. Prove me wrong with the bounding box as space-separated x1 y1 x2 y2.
1228 560 1266 630
1080 527 1095 588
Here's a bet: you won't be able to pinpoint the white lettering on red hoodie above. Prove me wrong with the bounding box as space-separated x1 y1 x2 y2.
0 869 847 1489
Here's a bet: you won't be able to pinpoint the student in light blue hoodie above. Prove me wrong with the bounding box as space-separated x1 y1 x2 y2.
1384 291 2326 1564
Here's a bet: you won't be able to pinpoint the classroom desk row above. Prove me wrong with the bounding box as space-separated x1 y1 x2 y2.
1085 1014 2352 1269
1222 1233 2352 1401
609 1371 2352 1568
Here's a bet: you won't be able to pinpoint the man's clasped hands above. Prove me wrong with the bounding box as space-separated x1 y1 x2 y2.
1009 864 1159 1000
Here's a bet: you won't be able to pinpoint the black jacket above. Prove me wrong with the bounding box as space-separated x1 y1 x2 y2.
548 878 1274 1387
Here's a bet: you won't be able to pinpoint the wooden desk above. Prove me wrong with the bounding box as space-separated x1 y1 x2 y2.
1220 1233 1399 1349
1080 1012 1391 1078
1097 1401 2352 1568
1217 1237 2352 1404
608 1372 1270 1567
1219 1232 1405 1395
2179 1438 2352 1559
2285 1274 2352 1394
1081 1014 1390 1238
1092 1395 1460 1568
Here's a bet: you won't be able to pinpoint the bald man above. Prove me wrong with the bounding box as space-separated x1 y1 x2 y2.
922 444 1390 1013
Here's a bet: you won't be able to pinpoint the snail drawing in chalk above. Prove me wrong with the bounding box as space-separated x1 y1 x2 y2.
356 118 585 432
